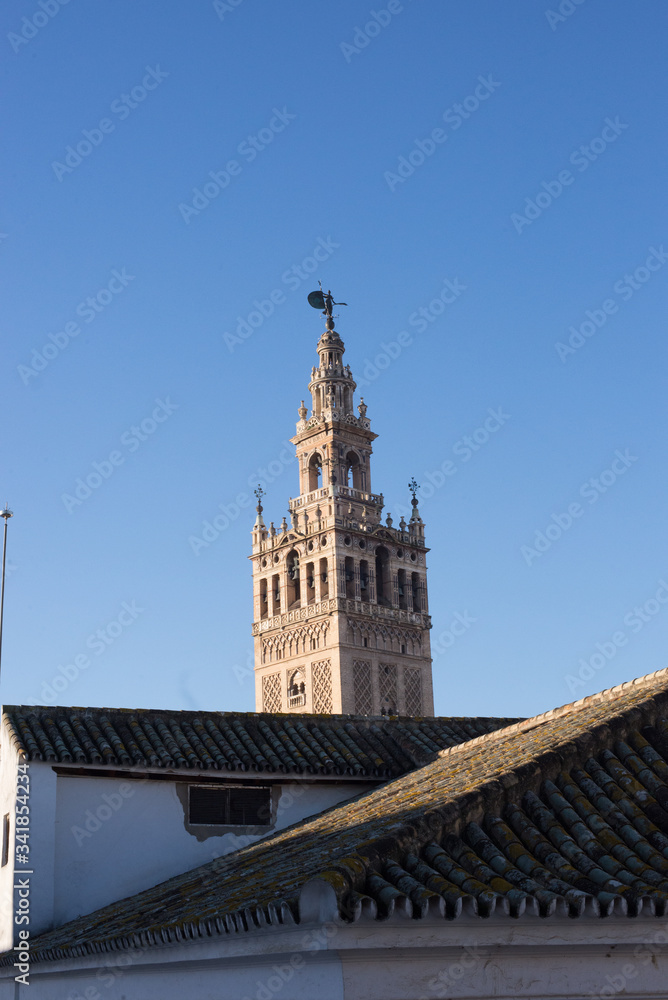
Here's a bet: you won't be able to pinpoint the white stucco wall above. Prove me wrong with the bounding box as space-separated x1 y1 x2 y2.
0 759 374 941
3 914 668 1000
0 726 377 954
53 772 375 927
0 718 20 953
0 719 59 951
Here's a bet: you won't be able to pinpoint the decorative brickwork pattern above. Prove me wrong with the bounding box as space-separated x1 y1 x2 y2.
379 663 397 711
312 659 333 713
404 667 423 716
262 620 330 663
261 672 282 713
353 660 373 715
347 618 422 654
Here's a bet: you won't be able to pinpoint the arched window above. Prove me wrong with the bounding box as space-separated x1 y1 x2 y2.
411 572 421 612
319 557 329 599
375 546 391 607
344 556 356 599
360 559 369 597
308 453 322 491
397 569 407 610
286 550 301 608
288 668 306 708
305 562 316 604
345 451 362 490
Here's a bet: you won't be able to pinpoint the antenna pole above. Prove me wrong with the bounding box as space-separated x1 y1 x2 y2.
0 504 13 685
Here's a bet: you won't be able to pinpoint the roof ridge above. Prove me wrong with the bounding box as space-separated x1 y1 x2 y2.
2 703 518 723
1 705 513 778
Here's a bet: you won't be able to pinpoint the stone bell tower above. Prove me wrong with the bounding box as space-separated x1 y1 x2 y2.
250 290 433 716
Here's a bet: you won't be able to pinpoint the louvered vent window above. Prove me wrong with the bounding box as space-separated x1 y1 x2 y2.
188 786 270 826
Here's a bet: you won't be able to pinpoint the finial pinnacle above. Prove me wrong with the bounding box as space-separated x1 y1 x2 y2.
408 478 423 523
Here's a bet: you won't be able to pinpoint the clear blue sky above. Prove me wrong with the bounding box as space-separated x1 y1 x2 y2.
2 1 667 719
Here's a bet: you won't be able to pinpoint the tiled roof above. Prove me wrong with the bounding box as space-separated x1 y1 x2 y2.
2 706 517 778
11 668 668 966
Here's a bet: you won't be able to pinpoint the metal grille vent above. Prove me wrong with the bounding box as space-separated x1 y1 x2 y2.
188 786 270 826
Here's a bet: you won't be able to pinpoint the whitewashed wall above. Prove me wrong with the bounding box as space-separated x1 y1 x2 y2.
2 915 668 1000
53 772 375 927
0 741 376 947
0 720 60 951
0 720 21 953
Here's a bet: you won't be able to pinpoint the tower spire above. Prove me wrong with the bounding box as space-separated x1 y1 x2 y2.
249 292 434 717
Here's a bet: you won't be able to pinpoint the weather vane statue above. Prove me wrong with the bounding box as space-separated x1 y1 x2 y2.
307 281 347 319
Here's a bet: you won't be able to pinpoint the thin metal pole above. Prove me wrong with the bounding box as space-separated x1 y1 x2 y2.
0 505 13 684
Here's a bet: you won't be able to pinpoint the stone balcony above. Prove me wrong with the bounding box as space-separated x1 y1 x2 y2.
252 597 431 635
289 484 383 509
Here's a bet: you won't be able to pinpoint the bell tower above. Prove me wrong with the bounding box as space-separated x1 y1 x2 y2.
250 290 434 716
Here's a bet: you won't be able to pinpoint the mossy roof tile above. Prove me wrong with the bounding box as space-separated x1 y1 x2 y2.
12 669 668 965
3 706 514 776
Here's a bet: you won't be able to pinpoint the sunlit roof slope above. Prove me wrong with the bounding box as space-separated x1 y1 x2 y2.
8 669 668 965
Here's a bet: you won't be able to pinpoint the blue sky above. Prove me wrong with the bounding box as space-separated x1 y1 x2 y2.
2 1 667 719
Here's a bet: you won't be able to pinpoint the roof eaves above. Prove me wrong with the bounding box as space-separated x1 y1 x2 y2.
10 672 668 965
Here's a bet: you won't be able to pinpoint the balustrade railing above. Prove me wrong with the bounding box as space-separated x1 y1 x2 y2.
252 597 430 633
